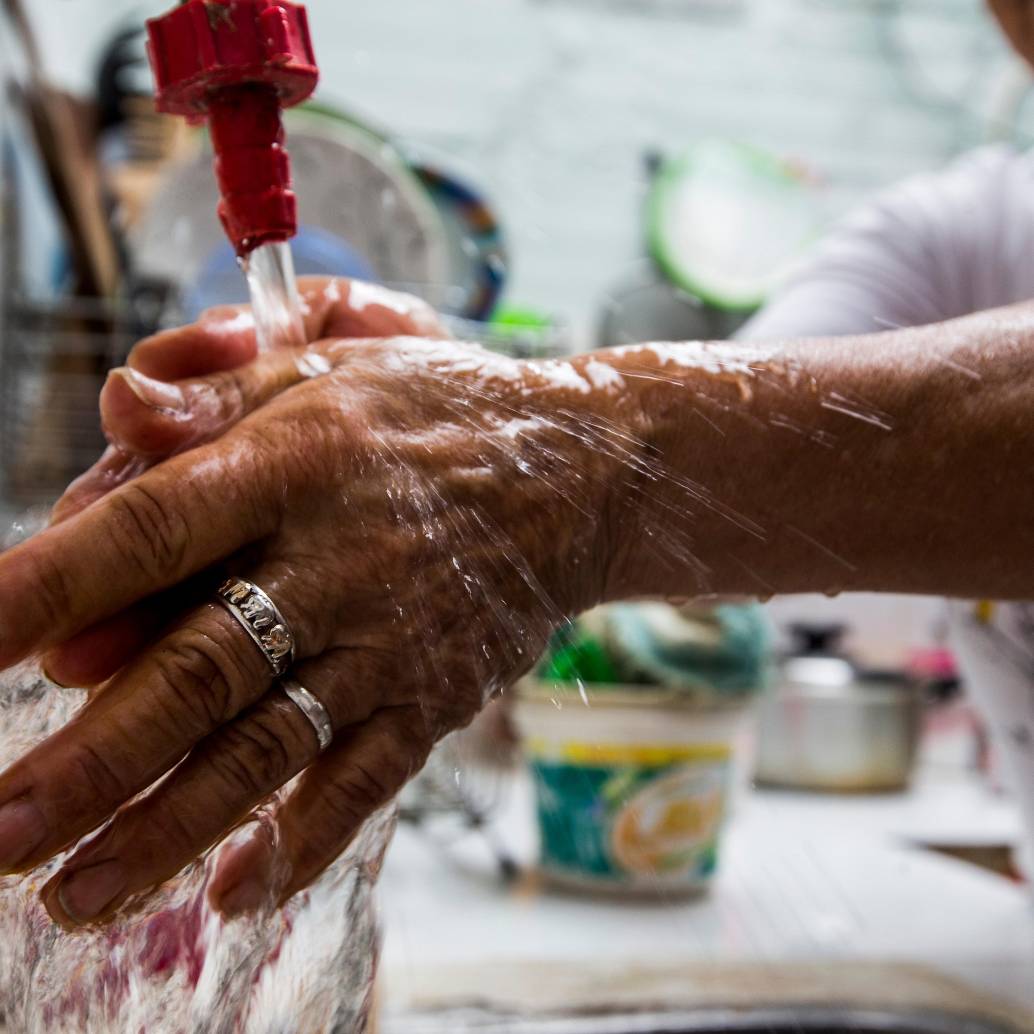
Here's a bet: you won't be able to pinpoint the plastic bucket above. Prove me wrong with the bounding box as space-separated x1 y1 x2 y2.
515 681 748 895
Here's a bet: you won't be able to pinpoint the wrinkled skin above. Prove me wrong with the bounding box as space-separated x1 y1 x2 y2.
0 280 619 926
43 279 450 689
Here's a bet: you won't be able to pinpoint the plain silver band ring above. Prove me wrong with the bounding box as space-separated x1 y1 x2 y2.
216 577 296 677
282 679 334 751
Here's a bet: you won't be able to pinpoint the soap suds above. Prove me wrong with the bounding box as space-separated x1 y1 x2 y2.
537 360 592 394
584 359 626 393
348 280 420 318
204 311 255 337
613 341 776 376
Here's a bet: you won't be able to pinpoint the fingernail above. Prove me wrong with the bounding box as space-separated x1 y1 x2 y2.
41 664 71 689
57 859 127 922
0 800 47 871
109 368 186 413
216 877 268 918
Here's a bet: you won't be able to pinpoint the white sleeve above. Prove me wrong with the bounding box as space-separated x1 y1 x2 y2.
741 147 1034 887
740 145 1034 340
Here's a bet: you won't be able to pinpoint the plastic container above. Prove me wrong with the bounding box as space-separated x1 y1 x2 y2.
516 680 749 896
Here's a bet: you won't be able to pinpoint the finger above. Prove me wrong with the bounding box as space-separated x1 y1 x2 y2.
52 310 296 525
41 603 169 688
0 563 322 877
41 576 211 689
124 277 444 389
128 308 260 382
0 440 275 669
50 310 261 526
210 706 431 917
40 650 393 926
49 447 150 526
47 277 440 537
98 333 347 460
299 277 450 341
102 278 448 458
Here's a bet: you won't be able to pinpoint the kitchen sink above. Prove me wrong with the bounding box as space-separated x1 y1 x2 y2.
392 1007 1031 1034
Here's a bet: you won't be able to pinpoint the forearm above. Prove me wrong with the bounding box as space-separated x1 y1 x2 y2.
581 302 1034 602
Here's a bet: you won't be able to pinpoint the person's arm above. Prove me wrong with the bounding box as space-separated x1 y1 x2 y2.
0 289 1032 927
592 306 1034 602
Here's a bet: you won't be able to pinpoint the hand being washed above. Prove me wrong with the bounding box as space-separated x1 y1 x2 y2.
6 275 1033 928
0 280 622 926
44 278 449 688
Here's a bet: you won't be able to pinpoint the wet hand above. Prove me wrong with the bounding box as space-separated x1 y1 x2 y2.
0 333 622 926
44 279 448 688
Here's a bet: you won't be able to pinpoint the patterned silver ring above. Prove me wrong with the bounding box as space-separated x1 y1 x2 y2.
281 679 334 751
216 577 296 677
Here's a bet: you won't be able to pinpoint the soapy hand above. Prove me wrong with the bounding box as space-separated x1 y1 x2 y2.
0 291 622 926
43 279 448 688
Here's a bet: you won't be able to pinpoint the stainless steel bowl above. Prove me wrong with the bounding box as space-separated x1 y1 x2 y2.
754 629 921 793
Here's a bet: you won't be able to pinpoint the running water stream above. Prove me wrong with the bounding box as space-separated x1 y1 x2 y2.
0 242 393 1034
244 242 307 354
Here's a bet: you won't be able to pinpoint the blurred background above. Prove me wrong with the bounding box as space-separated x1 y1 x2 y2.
4 3 1034 1032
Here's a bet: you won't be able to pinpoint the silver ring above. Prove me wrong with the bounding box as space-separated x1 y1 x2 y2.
216 577 296 677
282 679 334 751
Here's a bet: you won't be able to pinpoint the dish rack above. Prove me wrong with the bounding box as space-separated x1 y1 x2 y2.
0 292 168 510
398 720 521 883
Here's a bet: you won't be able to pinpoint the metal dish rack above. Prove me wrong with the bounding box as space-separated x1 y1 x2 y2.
0 292 168 510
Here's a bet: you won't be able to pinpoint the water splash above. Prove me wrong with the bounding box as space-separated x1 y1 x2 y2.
0 653 391 1033
819 390 894 431
0 232 384 1030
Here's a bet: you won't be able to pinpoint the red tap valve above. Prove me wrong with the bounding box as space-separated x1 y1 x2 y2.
146 0 319 256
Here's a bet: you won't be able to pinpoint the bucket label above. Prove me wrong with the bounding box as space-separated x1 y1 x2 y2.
529 741 731 886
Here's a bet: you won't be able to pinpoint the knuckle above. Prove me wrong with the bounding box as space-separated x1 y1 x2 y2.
320 762 394 832
25 548 76 628
217 712 303 793
148 801 199 859
107 483 190 578
391 720 434 776
318 712 432 833
151 627 256 733
206 735 275 801
70 741 132 810
213 368 249 425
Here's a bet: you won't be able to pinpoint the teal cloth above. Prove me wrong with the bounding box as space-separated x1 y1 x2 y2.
539 602 769 702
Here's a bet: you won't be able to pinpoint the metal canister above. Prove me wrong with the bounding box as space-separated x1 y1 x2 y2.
754 624 921 793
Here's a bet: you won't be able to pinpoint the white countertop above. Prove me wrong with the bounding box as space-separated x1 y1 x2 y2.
379 763 1034 1024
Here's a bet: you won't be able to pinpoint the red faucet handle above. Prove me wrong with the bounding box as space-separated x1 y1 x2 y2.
146 0 319 256
146 0 318 117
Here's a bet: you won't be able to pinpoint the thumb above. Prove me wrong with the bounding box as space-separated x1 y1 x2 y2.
99 341 344 458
